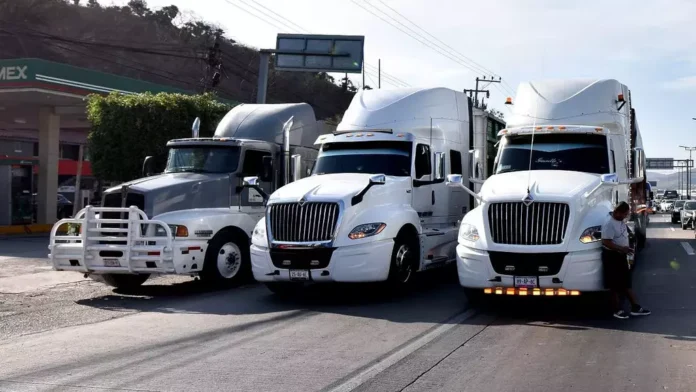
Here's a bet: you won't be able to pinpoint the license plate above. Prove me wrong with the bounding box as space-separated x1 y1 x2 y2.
104 259 121 267
514 276 538 288
289 270 309 281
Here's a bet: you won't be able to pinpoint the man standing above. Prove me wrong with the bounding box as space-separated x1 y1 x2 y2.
601 201 651 319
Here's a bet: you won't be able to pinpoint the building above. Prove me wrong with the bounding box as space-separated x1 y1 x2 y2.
0 58 192 226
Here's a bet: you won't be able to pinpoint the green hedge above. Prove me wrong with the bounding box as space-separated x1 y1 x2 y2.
86 92 233 182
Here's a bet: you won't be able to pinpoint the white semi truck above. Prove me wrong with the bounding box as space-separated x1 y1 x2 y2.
48 103 332 289
246 87 483 294
453 78 648 297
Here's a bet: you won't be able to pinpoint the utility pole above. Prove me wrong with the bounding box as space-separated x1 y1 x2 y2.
474 76 501 108
680 144 696 199
203 36 222 93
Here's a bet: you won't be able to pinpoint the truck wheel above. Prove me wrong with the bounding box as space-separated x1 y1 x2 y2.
265 282 303 296
99 274 150 290
387 235 417 287
200 230 250 287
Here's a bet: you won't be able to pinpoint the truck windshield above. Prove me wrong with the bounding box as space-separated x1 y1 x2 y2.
684 201 696 210
496 133 609 175
164 146 240 174
313 141 412 177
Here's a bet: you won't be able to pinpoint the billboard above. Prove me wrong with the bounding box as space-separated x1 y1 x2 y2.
274 34 364 73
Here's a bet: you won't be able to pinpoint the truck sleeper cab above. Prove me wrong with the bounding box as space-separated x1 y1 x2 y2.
247 87 475 293
455 79 647 296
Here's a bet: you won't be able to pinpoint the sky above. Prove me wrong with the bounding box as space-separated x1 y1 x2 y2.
106 0 696 161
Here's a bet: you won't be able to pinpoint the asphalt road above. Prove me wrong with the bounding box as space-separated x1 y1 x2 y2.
0 214 694 392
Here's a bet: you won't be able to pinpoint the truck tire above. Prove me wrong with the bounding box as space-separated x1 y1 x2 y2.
387 234 417 287
265 282 303 296
200 230 250 287
99 274 150 290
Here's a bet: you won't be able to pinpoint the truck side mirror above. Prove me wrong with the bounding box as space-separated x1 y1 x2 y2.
261 156 273 182
632 147 645 179
434 152 445 180
446 174 463 187
142 156 154 177
291 154 302 183
242 176 268 203
600 173 619 184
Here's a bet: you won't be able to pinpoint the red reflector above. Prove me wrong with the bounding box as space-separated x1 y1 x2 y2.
147 251 160 256
188 246 201 251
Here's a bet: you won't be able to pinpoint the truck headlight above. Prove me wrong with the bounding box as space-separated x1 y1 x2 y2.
155 225 188 237
252 219 268 247
459 223 479 242
579 226 601 243
348 223 386 239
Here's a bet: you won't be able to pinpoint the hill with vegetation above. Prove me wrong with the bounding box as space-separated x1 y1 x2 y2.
0 0 356 120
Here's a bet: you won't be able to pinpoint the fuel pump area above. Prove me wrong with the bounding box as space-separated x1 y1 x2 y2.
0 58 191 233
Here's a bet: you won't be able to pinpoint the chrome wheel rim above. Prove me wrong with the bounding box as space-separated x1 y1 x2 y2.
217 242 242 279
394 244 413 283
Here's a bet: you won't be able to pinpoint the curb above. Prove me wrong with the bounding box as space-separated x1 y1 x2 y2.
0 224 53 236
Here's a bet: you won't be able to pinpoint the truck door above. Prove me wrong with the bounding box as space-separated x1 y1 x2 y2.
449 149 466 217
411 143 436 229
238 149 271 220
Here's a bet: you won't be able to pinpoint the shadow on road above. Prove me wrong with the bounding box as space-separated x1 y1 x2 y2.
75 265 466 323
478 237 696 343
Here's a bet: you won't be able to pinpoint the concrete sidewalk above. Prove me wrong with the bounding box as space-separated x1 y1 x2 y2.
0 270 87 294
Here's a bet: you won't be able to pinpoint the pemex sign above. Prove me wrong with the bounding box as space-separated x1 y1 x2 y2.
0 65 28 81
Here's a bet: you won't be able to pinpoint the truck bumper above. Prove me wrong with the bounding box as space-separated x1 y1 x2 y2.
50 239 208 275
456 244 604 292
250 239 394 283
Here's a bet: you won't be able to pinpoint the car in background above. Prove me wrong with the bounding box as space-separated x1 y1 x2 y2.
680 200 696 229
672 200 686 223
660 199 674 212
31 193 73 221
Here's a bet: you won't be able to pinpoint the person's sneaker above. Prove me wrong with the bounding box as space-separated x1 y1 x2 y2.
631 306 651 316
613 310 629 319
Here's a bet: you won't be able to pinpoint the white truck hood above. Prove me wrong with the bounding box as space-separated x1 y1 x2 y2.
269 173 408 205
481 170 601 200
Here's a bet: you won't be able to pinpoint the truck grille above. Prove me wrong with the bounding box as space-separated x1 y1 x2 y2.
489 251 566 276
269 202 339 242
488 202 570 245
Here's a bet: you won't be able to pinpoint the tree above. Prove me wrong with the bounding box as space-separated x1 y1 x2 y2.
487 108 505 120
86 92 233 182
151 5 178 25
86 0 99 7
127 0 150 17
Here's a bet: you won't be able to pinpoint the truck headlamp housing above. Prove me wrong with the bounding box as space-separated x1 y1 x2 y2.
579 226 601 244
252 219 268 247
155 224 188 237
348 223 386 239
459 223 479 242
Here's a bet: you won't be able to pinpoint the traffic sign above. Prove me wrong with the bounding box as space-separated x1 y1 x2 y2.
646 158 674 169
274 34 364 73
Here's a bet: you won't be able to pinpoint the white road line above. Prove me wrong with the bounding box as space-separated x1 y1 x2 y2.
327 308 477 392
681 242 695 256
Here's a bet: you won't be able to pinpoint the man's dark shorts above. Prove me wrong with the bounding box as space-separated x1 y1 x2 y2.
602 249 632 290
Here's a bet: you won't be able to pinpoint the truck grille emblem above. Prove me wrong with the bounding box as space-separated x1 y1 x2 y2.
297 197 306 207
522 192 534 207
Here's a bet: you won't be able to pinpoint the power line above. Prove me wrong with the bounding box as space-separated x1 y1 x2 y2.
351 0 515 96
372 0 515 95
